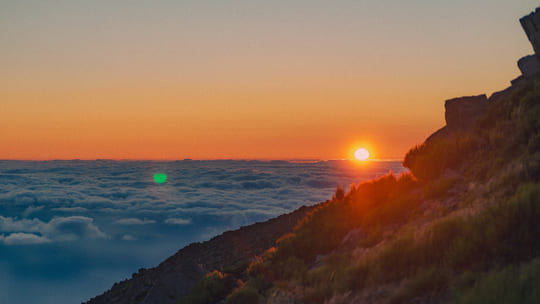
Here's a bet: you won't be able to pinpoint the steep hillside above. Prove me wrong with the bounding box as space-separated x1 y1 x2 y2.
87 56 540 304
181 77 540 304
87 8 540 304
85 205 315 304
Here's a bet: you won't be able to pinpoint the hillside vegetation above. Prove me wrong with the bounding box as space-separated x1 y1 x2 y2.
180 79 540 304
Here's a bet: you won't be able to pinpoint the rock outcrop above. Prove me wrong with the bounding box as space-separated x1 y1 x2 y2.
444 95 488 131
520 7 540 54
518 55 540 78
517 7 540 82
84 205 315 304
427 6 540 143
426 95 488 142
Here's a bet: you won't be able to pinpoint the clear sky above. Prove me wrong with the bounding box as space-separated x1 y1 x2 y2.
1 0 537 160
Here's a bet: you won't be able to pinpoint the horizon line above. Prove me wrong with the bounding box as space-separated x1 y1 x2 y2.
0 157 404 162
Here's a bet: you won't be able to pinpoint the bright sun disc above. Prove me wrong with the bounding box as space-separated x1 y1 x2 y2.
354 148 370 161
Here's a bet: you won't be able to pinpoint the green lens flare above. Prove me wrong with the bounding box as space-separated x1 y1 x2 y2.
153 173 167 184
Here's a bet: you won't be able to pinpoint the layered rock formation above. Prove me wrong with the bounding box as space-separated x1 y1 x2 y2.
520 7 540 54
516 7 540 82
426 95 488 142
444 95 488 131
518 55 540 78
428 7 540 142
84 205 315 304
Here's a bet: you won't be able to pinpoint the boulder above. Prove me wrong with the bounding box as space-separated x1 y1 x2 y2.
518 55 540 78
425 95 488 143
444 95 488 131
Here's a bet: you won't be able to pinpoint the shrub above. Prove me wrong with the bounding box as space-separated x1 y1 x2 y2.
423 176 458 199
272 200 354 264
306 182 540 302
225 286 260 304
403 134 479 180
247 172 423 298
180 271 236 304
333 186 345 201
455 258 540 304
362 194 420 228
388 267 451 304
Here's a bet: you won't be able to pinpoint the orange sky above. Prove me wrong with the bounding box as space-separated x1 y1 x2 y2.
0 1 536 160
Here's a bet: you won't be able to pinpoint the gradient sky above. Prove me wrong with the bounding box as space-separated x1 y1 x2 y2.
1 0 537 160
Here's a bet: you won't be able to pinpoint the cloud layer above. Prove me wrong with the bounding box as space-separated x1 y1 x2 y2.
0 159 406 303
0 215 108 244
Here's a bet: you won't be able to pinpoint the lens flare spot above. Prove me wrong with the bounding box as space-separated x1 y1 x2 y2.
153 173 167 184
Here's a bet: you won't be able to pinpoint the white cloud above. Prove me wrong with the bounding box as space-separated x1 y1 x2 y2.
164 218 192 225
52 207 88 212
0 216 107 243
22 205 45 217
0 160 407 247
46 216 109 240
0 216 46 233
115 218 156 225
122 234 137 241
0 233 51 245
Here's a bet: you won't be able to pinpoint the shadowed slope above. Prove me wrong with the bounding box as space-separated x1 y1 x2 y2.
84 205 314 304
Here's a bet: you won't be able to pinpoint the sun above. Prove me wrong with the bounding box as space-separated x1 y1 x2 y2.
354 148 370 161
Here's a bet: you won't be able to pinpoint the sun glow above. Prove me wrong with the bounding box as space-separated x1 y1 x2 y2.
354 148 370 161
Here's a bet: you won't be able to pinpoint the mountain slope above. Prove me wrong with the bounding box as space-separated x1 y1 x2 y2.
173 77 540 304
84 205 314 304
87 8 540 303
86 71 540 304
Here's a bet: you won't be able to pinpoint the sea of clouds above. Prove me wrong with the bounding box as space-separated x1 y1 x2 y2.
0 159 405 304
